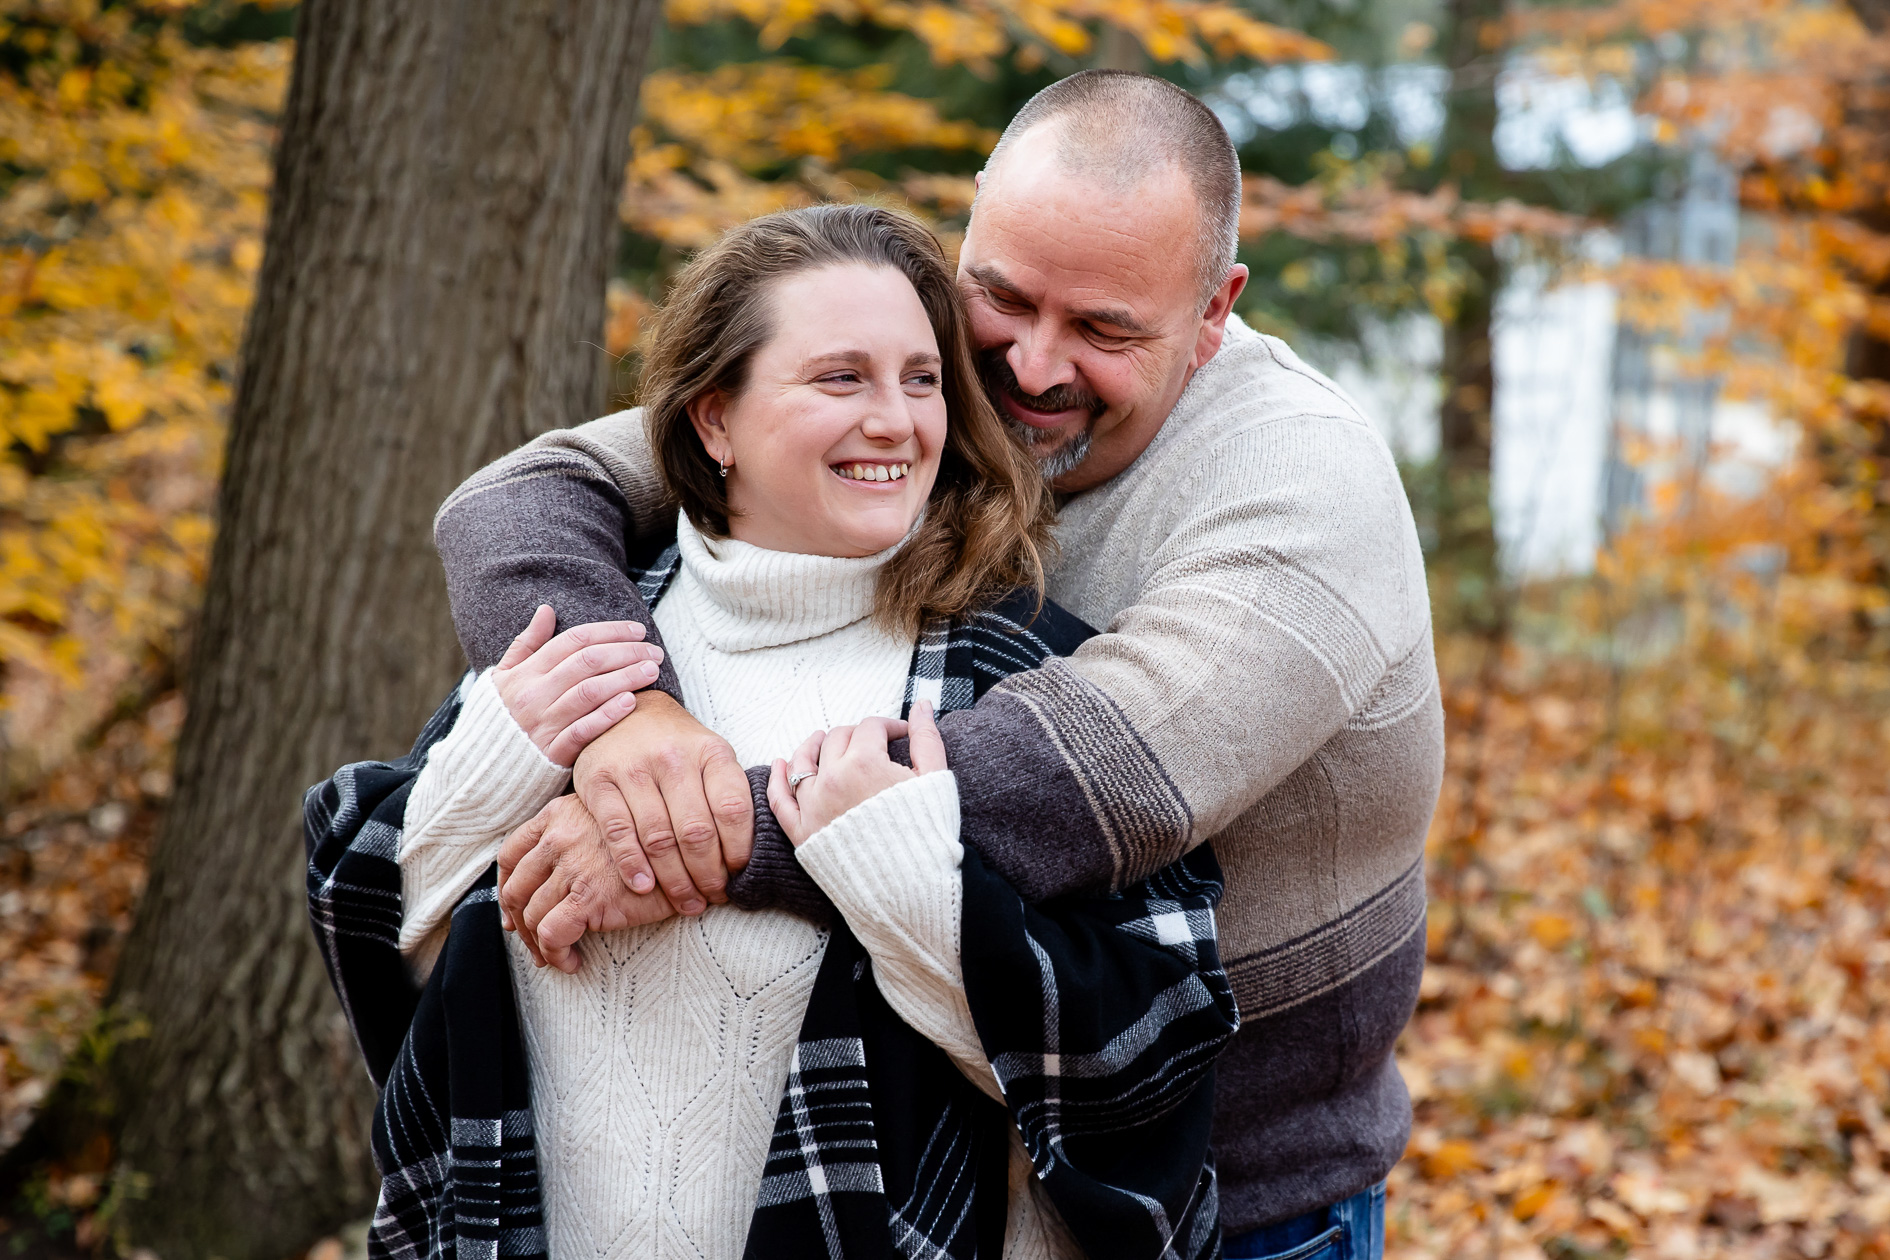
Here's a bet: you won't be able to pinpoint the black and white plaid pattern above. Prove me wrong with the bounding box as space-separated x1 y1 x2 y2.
306 692 548 1260
969 847 1233 1260
307 544 1234 1260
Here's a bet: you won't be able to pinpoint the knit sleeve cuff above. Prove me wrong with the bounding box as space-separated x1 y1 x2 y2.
724 765 834 925
406 670 571 831
795 772 963 950
399 671 571 956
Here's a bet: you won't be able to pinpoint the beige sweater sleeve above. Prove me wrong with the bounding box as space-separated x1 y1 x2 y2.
793 772 1003 1103
399 671 571 976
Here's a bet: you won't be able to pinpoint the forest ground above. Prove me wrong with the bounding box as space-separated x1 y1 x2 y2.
2 605 1887 1260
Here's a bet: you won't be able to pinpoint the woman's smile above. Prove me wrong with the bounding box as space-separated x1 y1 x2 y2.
690 262 947 557
831 460 912 484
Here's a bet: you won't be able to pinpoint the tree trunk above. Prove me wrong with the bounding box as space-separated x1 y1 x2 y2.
1431 0 1506 614
1840 0 1890 599
98 1 659 1255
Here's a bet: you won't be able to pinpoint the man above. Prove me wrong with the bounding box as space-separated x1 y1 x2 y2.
434 70 1442 1259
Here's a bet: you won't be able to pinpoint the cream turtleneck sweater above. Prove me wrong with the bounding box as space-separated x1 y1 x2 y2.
397 515 1078 1260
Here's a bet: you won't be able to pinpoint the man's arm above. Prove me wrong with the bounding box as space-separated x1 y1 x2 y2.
939 413 1430 899
440 407 1429 912
435 411 679 681
435 411 753 912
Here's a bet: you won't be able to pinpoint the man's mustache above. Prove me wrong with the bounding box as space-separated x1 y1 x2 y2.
978 351 1105 418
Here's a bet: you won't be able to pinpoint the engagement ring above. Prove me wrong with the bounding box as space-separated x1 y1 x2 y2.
788 770 817 790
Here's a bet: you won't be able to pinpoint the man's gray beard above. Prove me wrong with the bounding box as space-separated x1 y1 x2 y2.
1006 420 1094 481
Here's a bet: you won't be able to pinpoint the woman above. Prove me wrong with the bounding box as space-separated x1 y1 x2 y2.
305 205 1235 1260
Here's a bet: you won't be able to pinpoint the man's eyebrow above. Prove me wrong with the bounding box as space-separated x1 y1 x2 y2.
966 263 1022 296
1072 305 1155 337
967 262 1154 337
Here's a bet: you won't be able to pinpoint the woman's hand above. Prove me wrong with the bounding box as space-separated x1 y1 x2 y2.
492 604 666 768
767 701 948 846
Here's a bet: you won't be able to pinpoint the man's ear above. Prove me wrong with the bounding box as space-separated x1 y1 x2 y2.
686 390 733 466
1191 264 1250 370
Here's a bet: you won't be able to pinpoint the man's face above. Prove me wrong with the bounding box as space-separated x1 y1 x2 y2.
957 125 1247 493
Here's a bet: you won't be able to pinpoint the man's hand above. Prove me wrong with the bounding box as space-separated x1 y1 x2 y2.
499 795 677 973
571 690 754 915
768 702 948 846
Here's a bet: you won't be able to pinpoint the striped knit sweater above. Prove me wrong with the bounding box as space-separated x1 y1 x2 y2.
431 315 1444 1230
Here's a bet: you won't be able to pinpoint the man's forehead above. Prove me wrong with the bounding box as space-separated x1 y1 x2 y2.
963 182 1197 325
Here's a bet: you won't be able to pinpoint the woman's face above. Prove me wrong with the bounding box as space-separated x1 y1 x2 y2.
689 264 948 558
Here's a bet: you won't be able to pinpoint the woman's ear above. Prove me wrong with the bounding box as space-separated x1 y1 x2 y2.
686 390 733 468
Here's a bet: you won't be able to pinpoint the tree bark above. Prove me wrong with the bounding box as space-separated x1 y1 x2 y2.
1431 0 1506 611
1839 0 1890 596
97 1 659 1254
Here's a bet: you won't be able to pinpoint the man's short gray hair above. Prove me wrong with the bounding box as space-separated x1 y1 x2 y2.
979 70 1242 310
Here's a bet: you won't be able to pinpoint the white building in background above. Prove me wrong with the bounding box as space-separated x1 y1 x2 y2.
1269 67 1794 579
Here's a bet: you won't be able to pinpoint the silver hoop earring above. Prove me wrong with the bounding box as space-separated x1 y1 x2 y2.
718 461 729 478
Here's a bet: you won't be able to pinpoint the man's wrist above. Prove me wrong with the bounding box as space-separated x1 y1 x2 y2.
725 766 833 925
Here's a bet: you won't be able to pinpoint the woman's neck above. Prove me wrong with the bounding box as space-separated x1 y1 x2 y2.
672 513 901 652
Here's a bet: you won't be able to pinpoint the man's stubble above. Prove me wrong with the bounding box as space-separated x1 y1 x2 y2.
977 349 1102 482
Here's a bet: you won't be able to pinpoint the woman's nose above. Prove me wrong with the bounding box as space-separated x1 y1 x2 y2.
859 390 917 442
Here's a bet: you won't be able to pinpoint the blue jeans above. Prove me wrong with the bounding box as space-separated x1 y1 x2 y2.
1223 1181 1386 1260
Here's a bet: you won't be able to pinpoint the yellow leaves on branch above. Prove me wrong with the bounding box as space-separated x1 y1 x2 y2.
642 63 994 171
0 9 286 728
661 0 1329 70
625 61 988 250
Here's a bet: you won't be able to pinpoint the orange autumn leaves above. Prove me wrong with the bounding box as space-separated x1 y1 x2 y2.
1398 627 1890 1260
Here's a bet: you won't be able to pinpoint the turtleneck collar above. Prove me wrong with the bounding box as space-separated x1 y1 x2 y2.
670 511 902 652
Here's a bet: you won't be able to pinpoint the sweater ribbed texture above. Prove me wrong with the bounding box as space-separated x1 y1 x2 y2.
430 314 1443 1229
400 669 571 976
404 516 1076 1259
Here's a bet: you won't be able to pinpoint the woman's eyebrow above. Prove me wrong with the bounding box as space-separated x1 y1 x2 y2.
801 349 871 370
904 351 942 369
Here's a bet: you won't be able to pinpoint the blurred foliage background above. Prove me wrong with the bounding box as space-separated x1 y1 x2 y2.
2 0 1888 1256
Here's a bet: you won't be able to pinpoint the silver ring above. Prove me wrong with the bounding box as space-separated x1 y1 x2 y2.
787 770 817 790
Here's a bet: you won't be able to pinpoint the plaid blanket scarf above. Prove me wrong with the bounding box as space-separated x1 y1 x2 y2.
306 544 1239 1260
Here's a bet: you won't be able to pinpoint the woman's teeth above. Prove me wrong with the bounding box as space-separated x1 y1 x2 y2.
836 463 910 482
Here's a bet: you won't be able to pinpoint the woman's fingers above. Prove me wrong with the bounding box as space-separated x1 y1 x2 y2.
542 686 639 768
535 639 664 707
767 759 804 841
847 717 908 762
820 724 855 766
787 730 825 787
517 620 649 684
497 605 558 671
907 701 948 774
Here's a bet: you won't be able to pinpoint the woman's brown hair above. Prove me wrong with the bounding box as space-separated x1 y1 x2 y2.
637 203 1053 634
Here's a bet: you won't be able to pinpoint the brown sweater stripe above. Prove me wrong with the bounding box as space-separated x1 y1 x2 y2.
430 317 1445 1232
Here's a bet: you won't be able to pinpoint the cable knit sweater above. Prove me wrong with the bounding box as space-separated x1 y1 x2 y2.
433 316 1444 1227
398 516 1078 1260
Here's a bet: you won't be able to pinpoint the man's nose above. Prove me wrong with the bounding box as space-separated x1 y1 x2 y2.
1008 328 1077 397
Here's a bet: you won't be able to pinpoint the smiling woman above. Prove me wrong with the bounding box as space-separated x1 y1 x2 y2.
680 265 946 559
306 199 1238 1260
639 203 1054 633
